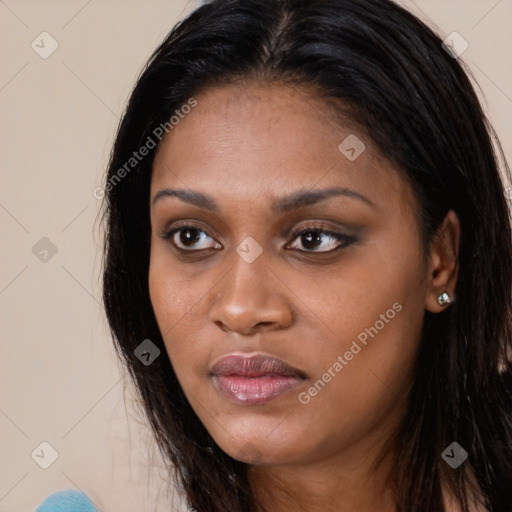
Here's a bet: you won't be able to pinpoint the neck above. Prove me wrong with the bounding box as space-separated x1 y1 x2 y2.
248 427 398 512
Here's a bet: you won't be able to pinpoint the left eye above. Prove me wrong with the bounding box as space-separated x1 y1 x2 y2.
287 228 354 253
161 225 354 253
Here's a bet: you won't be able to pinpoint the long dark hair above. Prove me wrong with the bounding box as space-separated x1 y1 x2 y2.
98 0 512 510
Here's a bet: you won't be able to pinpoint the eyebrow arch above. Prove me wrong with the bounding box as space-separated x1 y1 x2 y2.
151 186 374 212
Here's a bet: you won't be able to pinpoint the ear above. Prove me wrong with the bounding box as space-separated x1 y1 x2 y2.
424 210 460 313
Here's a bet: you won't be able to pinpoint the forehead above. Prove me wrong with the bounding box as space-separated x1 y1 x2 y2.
150 83 412 213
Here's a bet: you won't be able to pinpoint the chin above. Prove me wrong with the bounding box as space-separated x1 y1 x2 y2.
211 425 309 465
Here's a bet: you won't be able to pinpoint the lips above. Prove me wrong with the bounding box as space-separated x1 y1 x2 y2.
210 354 306 405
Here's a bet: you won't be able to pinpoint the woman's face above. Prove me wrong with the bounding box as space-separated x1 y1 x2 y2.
149 84 430 467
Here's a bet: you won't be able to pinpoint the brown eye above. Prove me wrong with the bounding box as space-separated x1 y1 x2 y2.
162 225 222 251
287 228 356 253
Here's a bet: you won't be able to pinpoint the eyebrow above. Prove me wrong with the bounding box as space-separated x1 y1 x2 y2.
151 186 374 213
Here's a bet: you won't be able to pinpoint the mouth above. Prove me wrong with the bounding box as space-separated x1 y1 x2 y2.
210 353 307 405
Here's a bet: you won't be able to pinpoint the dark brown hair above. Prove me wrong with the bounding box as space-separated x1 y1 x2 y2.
99 0 512 510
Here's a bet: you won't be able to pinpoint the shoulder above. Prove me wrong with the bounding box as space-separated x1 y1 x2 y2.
445 500 488 512
443 478 489 512
443 469 489 512
35 489 96 512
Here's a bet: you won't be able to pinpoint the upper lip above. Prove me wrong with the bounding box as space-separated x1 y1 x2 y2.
210 354 306 378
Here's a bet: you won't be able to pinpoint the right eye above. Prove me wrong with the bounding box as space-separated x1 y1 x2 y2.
161 224 222 252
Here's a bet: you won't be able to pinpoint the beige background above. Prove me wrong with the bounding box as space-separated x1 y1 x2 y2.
0 1 510 511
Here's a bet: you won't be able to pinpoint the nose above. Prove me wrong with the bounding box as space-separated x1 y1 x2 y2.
207 248 294 335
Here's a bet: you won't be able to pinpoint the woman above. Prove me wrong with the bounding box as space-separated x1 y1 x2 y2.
99 0 512 510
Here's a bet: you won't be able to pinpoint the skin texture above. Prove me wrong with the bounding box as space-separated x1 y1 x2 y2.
148 84 460 512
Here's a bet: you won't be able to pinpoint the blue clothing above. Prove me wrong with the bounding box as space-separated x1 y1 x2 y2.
35 489 96 512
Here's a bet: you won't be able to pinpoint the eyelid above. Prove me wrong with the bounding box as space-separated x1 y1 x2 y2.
160 219 221 241
159 220 357 253
159 221 222 251
285 226 356 253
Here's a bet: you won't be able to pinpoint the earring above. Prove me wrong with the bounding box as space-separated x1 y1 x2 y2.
437 292 454 307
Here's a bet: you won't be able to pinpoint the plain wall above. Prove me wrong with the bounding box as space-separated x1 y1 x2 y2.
1 1 510 511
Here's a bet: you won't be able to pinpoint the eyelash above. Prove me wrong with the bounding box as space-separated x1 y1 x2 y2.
159 222 357 255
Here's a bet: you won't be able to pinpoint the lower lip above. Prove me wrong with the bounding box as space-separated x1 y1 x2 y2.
212 374 304 405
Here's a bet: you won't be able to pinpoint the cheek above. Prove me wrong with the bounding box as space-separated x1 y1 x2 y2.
149 252 186 344
292 302 424 458
299 241 426 415
309 240 425 356
148 252 213 381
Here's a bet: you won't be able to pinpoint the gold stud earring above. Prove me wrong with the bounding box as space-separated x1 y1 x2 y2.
437 292 454 307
